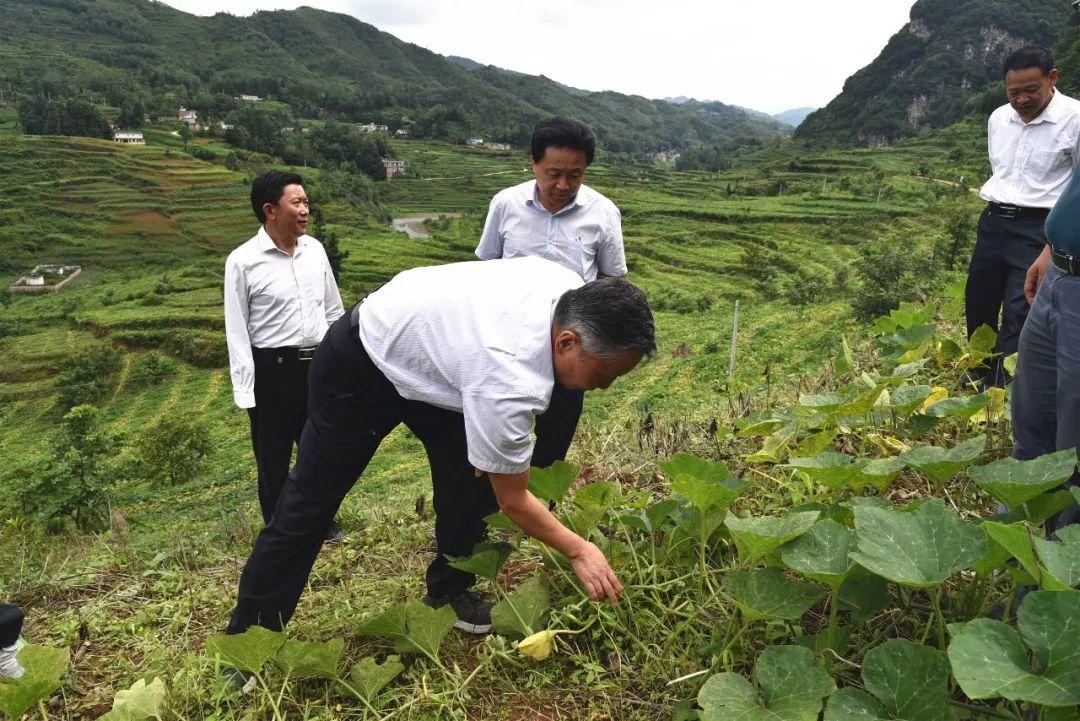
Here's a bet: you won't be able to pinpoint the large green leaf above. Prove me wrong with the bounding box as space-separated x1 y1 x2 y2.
347 656 405 701
527 461 577 503
99 677 167 721
490 575 550 639
661 453 747 513
899 436 986 485
983 521 1068 591
0 646 69 720
205 625 284 673
948 590 1080 706
925 395 988 420
824 639 950 721
781 519 856 589
722 568 825 621
357 602 456 658
785 453 861 493
850 500 986 587
859 457 907 491
968 449 1077 509
273 638 344 679
697 645 836 721
1036 526 1080 589
725 511 820 564
572 481 623 512
746 422 800 464
888 384 933 415
838 570 892 620
445 541 514 582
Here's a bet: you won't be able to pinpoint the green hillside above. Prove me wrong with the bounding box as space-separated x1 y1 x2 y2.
796 0 1072 146
0 121 1012 718
0 0 786 154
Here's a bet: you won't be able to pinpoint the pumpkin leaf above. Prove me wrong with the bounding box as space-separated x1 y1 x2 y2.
725 511 820 564
722 568 825 621
491 575 550 639
781 519 856 589
205 625 284 673
346 656 404 701
899 436 986 485
850 499 986 588
968 449 1077 509
948 590 1080 706
697 645 835 721
357 602 456 658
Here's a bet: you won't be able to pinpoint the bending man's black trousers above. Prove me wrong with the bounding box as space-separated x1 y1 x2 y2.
247 347 311 525
964 205 1047 387
227 312 582 634
0 604 24 647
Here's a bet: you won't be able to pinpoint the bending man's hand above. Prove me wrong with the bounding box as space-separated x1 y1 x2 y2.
1025 245 1051 305
484 469 623 604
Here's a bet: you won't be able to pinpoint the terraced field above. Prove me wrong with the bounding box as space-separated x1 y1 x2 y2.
0 124 1003 718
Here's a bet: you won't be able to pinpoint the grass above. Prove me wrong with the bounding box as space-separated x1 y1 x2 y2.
0 122 994 719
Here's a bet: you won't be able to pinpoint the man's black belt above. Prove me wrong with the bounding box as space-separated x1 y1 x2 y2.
252 345 318 361
988 202 1051 220
1051 247 1080 276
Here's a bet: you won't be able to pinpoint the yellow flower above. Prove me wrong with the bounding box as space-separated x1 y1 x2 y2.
517 630 557 661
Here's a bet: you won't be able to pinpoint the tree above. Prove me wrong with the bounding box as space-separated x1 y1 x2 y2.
20 405 115 532
54 345 122 410
851 241 937 320
321 228 348 281
118 96 146 128
179 123 192 150
133 417 213 486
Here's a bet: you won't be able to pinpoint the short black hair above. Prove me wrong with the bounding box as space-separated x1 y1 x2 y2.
554 277 656 358
531 116 597 165
1003 45 1054 78
251 170 304 224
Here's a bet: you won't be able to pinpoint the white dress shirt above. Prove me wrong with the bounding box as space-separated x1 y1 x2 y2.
475 180 627 281
980 89 1080 208
224 227 344 408
357 257 583 474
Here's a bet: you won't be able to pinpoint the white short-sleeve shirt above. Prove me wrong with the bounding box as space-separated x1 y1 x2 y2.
475 180 627 282
356 257 584 474
980 89 1080 208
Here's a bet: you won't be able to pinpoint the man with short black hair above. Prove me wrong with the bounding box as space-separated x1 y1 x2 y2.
966 44 1080 387
224 171 345 537
476 117 627 471
224 257 655 638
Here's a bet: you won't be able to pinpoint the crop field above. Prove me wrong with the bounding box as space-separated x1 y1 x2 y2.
2 125 1069 721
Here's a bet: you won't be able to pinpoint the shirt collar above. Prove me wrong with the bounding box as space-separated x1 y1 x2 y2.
257 226 306 255
524 181 588 215
1008 89 1063 126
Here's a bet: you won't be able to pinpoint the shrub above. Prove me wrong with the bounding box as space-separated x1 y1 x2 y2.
54 345 121 410
20 405 115 532
132 417 213 485
127 351 178 387
851 240 937 320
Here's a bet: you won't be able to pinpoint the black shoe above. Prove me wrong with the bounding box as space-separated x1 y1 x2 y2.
324 520 345 544
422 589 493 634
221 666 256 694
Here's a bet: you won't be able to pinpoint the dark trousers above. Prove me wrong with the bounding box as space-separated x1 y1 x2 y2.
247 347 311 525
1012 264 1080 538
0 605 24 647
227 313 583 633
965 205 1047 386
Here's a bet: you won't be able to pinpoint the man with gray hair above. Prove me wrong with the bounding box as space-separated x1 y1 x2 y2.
224 257 655 641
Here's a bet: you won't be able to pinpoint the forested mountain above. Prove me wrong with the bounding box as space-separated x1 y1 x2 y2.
796 0 1073 147
0 0 788 154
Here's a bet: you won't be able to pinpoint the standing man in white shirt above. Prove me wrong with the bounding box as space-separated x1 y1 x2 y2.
476 117 627 470
223 258 655 641
224 171 345 539
968 45 1080 387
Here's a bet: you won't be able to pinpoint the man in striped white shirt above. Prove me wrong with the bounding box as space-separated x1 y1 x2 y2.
225 257 655 638
224 171 345 536
475 117 627 476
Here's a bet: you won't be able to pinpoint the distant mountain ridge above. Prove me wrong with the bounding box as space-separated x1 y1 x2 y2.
0 0 788 154
772 107 817 128
796 0 1072 146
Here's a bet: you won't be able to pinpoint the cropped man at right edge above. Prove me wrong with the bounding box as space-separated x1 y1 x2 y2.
967 44 1080 387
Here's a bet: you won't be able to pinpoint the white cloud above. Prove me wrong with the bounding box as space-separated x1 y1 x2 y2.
162 0 916 113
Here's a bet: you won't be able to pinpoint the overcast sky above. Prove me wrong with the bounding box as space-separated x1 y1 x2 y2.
159 0 916 114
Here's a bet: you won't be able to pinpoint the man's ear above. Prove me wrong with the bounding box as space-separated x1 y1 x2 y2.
553 329 580 353
263 201 276 221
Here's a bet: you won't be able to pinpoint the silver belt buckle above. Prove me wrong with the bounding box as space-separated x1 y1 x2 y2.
298 346 317 361
997 204 1019 219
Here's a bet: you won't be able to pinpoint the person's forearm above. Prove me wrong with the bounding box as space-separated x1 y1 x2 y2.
500 491 588 559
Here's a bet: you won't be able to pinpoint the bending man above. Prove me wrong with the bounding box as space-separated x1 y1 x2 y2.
225 257 655 637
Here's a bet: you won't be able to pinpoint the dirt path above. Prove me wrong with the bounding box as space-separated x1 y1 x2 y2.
390 213 462 239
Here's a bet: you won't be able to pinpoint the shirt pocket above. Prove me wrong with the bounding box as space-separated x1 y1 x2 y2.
1029 147 1070 177
503 231 550 259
